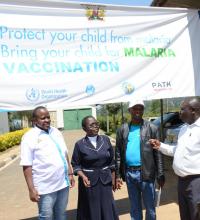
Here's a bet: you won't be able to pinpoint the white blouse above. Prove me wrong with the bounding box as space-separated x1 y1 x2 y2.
88 136 97 148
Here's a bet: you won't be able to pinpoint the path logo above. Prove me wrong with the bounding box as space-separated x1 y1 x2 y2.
26 88 40 102
86 7 105 20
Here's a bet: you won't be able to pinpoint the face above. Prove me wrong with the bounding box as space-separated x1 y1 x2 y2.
129 104 144 121
179 101 195 125
84 117 100 137
34 108 51 131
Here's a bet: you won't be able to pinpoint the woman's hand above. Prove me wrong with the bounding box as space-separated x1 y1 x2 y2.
82 176 91 187
77 170 91 187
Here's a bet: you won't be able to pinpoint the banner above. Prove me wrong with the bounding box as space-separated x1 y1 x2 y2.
0 1 200 110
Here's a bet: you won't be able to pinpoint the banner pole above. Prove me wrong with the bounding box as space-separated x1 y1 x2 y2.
160 99 164 142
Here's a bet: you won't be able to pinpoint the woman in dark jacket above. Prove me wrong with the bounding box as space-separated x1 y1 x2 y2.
71 116 119 220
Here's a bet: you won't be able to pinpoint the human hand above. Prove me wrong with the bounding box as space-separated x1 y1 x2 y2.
29 188 40 202
69 174 75 188
149 139 161 150
112 172 116 192
115 178 123 190
157 175 165 188
82 176 91 187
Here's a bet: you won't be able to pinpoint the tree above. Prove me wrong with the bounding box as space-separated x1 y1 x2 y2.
150 100 160 115
106 103 121 132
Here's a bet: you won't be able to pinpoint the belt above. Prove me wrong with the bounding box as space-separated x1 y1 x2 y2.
83 166 109 172
126 165 141 171
179 174 200 180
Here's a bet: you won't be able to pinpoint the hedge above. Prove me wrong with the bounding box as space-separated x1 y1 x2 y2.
0 128 29 152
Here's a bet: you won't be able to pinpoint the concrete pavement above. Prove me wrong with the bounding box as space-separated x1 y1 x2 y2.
0 145 19 171
0 130 180 220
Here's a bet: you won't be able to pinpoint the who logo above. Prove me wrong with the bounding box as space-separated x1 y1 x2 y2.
26 88 40 102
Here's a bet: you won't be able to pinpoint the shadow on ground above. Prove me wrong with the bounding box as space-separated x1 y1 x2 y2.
20 156 178 220
160 155 178 205
20 209 77 220
115 155 179 216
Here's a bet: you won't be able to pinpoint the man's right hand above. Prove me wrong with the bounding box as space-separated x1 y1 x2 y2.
29 188 40 202
149 139 161 150
115 178 123 190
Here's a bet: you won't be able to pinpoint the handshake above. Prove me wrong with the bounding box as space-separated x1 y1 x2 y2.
149 139 161 150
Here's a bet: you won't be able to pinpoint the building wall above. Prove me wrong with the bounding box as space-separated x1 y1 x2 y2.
0 112 9 134
49 111 57 128
49 106 96 130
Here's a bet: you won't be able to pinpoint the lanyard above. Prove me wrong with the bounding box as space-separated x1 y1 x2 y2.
48 134 70 186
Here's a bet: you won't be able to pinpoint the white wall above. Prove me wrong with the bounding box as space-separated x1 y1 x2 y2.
0 112 9 134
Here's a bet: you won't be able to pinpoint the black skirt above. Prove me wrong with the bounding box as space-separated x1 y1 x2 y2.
76 177 119 220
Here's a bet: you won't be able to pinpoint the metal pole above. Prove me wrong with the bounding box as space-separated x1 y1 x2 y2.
160 99 164 142
106 109 109 133
121 102 124 123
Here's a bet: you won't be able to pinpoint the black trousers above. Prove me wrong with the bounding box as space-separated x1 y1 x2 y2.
178 175 200 220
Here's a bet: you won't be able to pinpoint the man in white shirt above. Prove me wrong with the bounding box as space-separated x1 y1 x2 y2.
20 106 75 220
150 97 200 220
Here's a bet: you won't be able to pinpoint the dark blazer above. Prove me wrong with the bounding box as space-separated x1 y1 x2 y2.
115 120 165 182
71 135 115 186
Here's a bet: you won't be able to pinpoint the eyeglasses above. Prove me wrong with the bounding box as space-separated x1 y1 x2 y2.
88 122 100 129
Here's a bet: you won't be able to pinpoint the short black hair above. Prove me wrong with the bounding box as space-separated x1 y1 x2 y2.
183 97 200 110
82 115 95 128
32 106 47 119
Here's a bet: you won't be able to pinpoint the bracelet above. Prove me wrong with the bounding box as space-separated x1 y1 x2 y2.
68 173 73 176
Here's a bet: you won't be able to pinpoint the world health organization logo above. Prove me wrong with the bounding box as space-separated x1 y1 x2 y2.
26 88 40 102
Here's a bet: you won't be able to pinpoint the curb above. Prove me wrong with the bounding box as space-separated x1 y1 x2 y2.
0 135 115 170
0 154 18 170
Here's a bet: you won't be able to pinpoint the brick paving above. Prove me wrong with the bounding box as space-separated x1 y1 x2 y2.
0 130 180 220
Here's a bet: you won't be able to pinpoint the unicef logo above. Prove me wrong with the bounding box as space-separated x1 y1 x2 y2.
122 82 135 95
85 85 95 95
26 88 40 102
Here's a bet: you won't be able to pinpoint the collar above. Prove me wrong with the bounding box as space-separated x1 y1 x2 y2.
86 135 99 140
87 135 97 140
34 125 52 134
192 117 200 127
186 117 200 128
129 119 144 127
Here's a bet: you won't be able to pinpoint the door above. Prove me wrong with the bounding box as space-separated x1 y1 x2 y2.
63 108 92 130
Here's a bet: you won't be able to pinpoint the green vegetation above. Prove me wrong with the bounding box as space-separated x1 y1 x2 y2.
0 128 29 152
97 98 183 135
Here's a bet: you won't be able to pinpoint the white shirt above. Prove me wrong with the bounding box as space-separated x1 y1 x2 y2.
20 126 69 194
159 118 200 177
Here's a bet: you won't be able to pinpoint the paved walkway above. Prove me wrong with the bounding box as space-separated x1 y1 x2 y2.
0 130 180 220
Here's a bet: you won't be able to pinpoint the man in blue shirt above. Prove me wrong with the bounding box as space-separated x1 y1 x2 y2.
115 100 165 220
